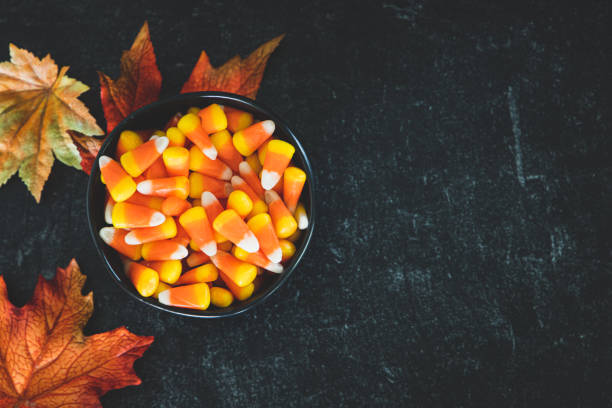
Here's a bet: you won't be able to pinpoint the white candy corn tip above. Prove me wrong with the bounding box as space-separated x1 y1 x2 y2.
238 161 252 175
261 120 275 135
261 170 280 190
150 135 159 140
104 201 114 224
266 262 284 274
157 289 171 305
297 213 309 230
136 180 153 195
201 191 218 206
220 166 233 181
224 183 234 197
266 248 283 264
99 227 115 244
150 211 166 227
201 242 217 257
98 155 111 169
170 245 189 260
154 136 169 153
264 190 280 205
238 232 259 253
124 231 141 245
230 175 244 188
203 146 218 160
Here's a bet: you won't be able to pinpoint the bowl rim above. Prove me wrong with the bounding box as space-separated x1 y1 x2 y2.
86 91 315 318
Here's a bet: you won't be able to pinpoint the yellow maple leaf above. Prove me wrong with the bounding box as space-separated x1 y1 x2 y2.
0 44 103 202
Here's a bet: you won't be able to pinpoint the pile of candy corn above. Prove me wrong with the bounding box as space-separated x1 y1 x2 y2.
98 104 308 310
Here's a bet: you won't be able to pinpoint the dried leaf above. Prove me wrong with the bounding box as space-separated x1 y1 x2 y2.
69 130 103 174
98 21 161 133
181 34 284 98
0 45 103 202
0 259 153 407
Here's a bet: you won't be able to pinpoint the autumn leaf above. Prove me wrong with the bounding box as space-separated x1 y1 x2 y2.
98 21 162 133
0 44 103 202
0 259 153 407
69 130 104 174
181 34 284 98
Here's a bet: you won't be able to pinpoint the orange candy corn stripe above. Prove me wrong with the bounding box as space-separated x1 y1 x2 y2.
283 167 306 213
141 240 188 261
261 140 295 190
265 190 297 238
179 206 217 256
137 176 190 199
232 120 275 156
212 209 259 253
247 213 282 263
177 113 217 160
99 156 136 202
112 201 165 229
120 136 169 177
210 130 243 173
158 283 210 310
189 145 232 180
99 227 142 260
125 216 177 244
211 251 257 288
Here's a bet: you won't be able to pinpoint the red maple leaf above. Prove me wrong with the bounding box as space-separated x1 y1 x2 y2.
0 259 153 407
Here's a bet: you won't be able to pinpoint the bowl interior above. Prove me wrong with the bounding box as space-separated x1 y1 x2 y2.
87 92 315 318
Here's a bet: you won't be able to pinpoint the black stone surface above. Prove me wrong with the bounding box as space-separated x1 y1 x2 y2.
1 1 611 406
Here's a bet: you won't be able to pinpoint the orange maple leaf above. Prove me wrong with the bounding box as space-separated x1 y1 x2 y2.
98 21 162 133
181 34 285 98
0 45 104 201
0 259 153 407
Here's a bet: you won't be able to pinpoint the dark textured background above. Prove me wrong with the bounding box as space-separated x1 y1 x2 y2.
1 1 611 406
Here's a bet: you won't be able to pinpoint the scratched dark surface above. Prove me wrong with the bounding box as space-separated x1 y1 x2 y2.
1 1 611 406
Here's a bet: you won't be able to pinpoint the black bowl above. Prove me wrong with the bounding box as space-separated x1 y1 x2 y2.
87 92 315 318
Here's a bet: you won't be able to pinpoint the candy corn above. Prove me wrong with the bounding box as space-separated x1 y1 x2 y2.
210 130 243 173
210 286 234 307
126 262 159 297
246 152 262 174
212 209 259 253
189 172 232 199
261 140 295 190
239 161 265 199
141 240 188 261
153 282 172 299
232 246 283 274
120 136 169 177
143 260 182 284
99 156 136 202
278 239 296 262
176 263 218 285
247 213 282 263
105 197 115 224
112 202 165 228
227 190 253 218
230 176 268 216
125 216 177 244
177 113 217 160
158 283 210 310
219 271 254 301
137 176 190 199
189 146 232 180
126 191 165 210
198 103 227 134
232 120 275 156
224 107 253 133
211 251 257 287
295 202 309 230
171 220 191 246
163 146 190 177
99 227 142 260
166 126 186 147
179 206 216 256
116 130 143 157
283 167 306 213
161 196 192 216
143 156 168 179
186 251 211 268
101 105 311 310
265 190 297 238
